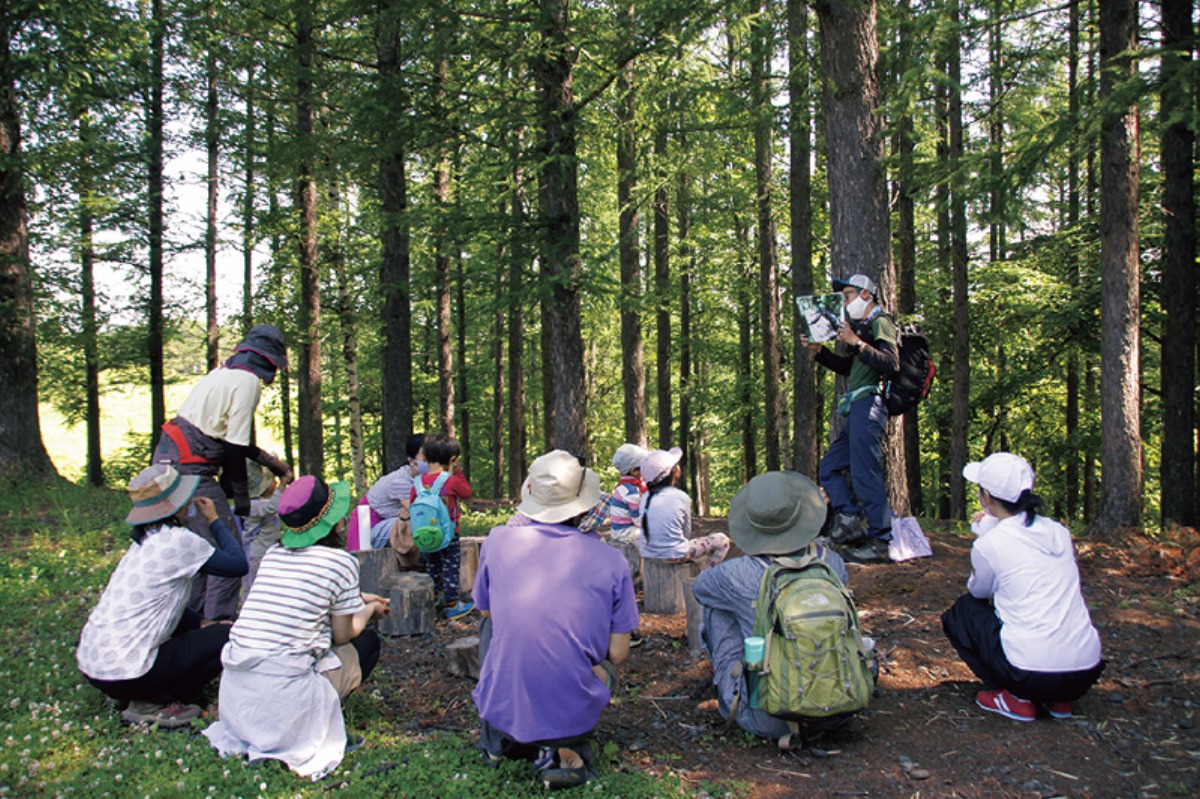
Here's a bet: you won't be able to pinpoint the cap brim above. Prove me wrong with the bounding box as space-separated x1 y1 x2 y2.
962 462 983 484
518 469 602 524
728 472 826 556
125 474 202 525
281 481 352 548
831 277 851 291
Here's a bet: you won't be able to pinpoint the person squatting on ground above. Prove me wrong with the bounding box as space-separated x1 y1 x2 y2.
153 324 293 619
941 452 1104 723
77 464 248 729
411 433 475 619
639 447 730 568
694 471 862 742
472 450 640 790
203 476 389 778
346 433 426 566
800 274 900 565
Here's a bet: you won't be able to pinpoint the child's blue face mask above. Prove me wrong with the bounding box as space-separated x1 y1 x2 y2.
412 459 429 476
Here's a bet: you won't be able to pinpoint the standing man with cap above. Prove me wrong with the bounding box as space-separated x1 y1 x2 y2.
800 274 899 564
154 324 294 619
942 452 1104 723
692 471 854 740
472 450 639 790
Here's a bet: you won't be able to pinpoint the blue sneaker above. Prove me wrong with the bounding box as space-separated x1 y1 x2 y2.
444 600 475 620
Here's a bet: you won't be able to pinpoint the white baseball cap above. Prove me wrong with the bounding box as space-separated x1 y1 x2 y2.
962 452 1035 503
612 443 650 475
640 447 682 486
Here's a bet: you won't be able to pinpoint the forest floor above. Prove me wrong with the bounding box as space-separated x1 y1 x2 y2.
373 511 1200 799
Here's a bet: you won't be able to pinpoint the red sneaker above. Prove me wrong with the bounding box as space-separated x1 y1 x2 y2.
1043 700 1073 719
975 689 1036 722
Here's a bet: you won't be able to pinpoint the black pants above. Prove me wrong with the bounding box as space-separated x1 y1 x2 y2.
351 628 382 681
86 623 231 706
941 594 1104 702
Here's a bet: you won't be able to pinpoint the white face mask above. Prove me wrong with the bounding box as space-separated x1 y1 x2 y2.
845 295 870 320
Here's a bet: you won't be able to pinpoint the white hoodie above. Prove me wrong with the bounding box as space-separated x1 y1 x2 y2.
968 514 1102 672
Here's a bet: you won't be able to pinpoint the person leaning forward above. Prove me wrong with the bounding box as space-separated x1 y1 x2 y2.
153 324 293 619
800 274 899 564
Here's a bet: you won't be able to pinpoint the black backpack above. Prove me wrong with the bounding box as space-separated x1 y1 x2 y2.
884 322 935 416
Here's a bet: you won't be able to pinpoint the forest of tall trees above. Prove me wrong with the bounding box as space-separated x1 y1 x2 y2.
0 0 1195 532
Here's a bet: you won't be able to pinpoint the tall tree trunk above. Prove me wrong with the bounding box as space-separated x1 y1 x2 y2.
678 149 694 497
894 0 921 513
205 8 220 371
534 0 587 454
329 184 365 494
79 109 102 486
737 220 757 482
147 0 166 451
617 1 646 447
1065 0 1081 519
752 2 781 471
0 14 55 475
295 0 323 477
378 7 413 473
264 95 295 469
935 71 953 520
654 128 671 448
490 220 506 498
1159 0 1196 527
988 0 1006 263
948 0 970 520
433 54 455 438
788 0 817 477
506 129 527 494
814 0 906 512
242 63 255 337
1096 0 1142 532
454 250 470 473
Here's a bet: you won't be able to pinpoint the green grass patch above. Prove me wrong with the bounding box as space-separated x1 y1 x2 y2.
0 478 728 798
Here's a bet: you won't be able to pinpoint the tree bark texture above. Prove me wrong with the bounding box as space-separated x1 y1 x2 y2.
506 133 527 494
434 55 455 439
535 0 587 455
948 0 970 520
788 0 818 478
677 156 694 496
654 128 671 449
242 64 255 337
1096 0 1142 531
205 15 220 372
752 4 781 472
79 111 102 486
148 0 166 451
378 8 413 473
454 251 470 474
1158 0 1196 527
331 187 366 495
617 2 647 448
1065 0 1081 519
295 0 323 477
490 231 506 498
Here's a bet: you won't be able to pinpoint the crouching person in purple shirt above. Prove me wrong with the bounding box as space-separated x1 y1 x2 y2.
472 450 640 790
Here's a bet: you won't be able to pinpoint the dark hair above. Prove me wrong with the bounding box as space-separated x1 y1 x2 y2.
131 522 158 544
422 433 460 467
405 434 426 460
313 518 348 549
992 489 1044 526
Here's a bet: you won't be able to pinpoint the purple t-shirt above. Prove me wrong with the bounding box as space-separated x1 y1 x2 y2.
471 523 639 742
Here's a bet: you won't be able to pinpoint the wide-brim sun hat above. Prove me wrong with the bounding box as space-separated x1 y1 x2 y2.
640 447 682 486
126 464 202 525
518 450 602 524
728 471 827 556
612 443 650 476
279 476 352 548
963 452 1035 503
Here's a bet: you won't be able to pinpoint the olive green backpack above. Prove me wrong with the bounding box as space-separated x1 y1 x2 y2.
750 554 875 723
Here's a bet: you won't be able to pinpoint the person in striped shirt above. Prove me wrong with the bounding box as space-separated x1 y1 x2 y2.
203 476 389 779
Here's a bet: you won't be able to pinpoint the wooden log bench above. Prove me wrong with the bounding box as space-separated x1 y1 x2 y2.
446 636 481 679
377 571 436 636
458 536 486 600
642 558 701 614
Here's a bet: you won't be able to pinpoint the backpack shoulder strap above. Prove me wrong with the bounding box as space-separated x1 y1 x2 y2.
418 471 452 497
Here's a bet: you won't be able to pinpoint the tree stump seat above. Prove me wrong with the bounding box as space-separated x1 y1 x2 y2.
642 557 701 614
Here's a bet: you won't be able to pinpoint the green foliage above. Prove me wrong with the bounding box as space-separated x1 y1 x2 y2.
0 485 730 799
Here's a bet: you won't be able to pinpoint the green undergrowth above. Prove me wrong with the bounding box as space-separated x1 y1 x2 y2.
0 480 737 798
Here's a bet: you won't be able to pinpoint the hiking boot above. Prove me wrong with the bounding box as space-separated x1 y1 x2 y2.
976 689 1035 722
541 764 598 789
629 631 645 648
828 513 867 546
1043 700 1073 719
121 700 202 729
444 600 475 620
842 537 891 564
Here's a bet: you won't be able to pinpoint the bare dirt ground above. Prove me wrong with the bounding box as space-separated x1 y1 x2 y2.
372 514 1200 799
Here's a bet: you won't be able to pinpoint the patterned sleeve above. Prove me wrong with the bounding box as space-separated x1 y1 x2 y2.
330 552 367 616
153 527 216 579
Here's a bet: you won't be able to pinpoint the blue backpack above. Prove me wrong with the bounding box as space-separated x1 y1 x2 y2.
410 472 456 553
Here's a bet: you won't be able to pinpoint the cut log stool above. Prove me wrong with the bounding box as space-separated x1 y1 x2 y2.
458 536 486 600
447 636 481 679
354 548 399 597
642 558 701 614
607 537 642 589
683 577 703 655
377 572 436 636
